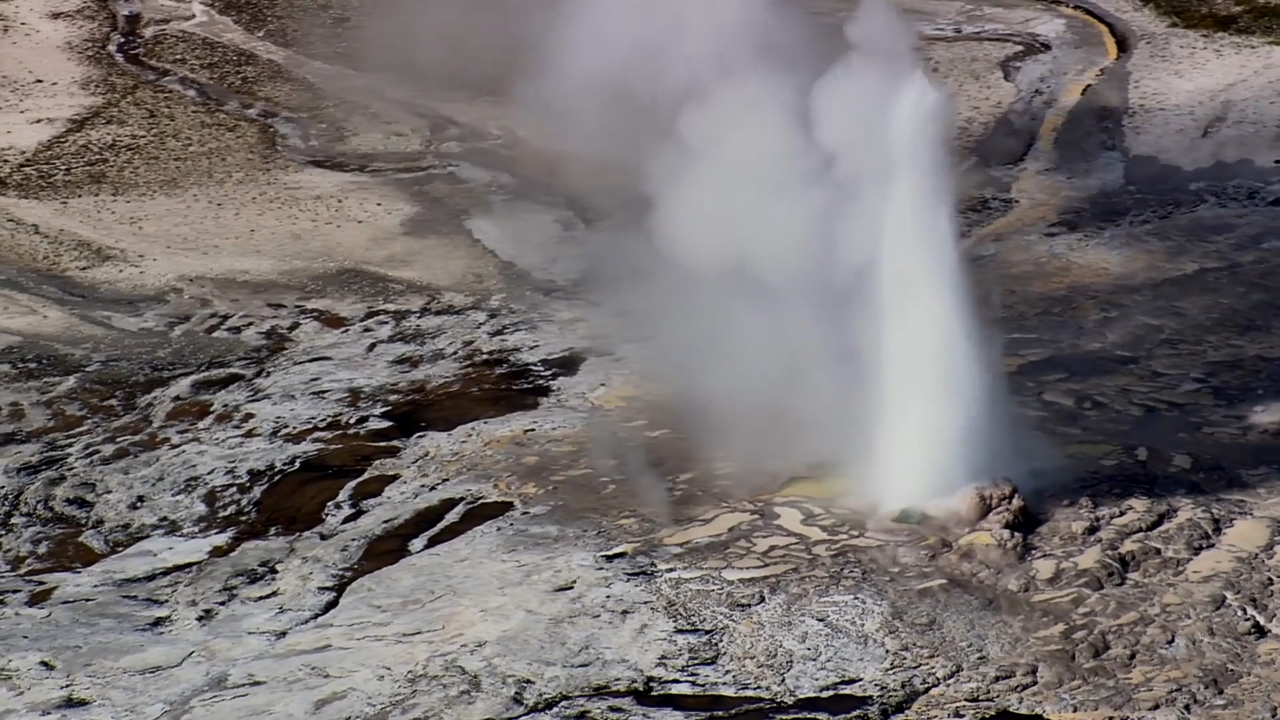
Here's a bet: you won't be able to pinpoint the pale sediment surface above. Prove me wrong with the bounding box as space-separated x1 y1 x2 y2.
923 41 1021 149
3 0 1280 718
1115 0 1280 169
0 0 99 164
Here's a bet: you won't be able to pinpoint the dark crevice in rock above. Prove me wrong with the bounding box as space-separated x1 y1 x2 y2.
242 443 402 538
1010 351 1141 381
718 693 872 719
420 500 516 551
537 352 589 377
25 586 57 607
287 352 585 445
19 527 116 577
199 351 581 554
311 497 464 622
377 352 587 437
352 497 465 577
339 473 401 526
982 711 1052 720
349 473 400 504
119 559 209 586
185 369 250 395
635 692 769 714
311 497 515 622
516 688 877 719
56 695 95 710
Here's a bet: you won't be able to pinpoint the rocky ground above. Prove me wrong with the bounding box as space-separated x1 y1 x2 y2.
3 0 1280 718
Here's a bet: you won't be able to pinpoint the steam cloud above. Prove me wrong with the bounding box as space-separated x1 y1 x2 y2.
363 0 1027 512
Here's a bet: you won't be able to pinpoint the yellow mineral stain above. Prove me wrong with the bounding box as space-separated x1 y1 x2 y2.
1221 518 1272 553
721 564 794 580
843 537 885 548
911 579 948 590
796 502 828 515
957 531 998 546
1258 639 1280 655
770 476 844 499
1159 593 1183 605
917 536 949 551
1166 506 1200 526
1031 558 1059 581
1066 443 1120 458
1184 548 1237 581
1126 498 1152 513
1110 612 1142 626
1122 667 1152 685
587 383 643 409
486 435 516 449
1073 545 1104 570
495 480 541 495
662 512 755 546
1033 623 1069 639
772 506 834 541
666 569 711 579
1111 511 1145 526
969 3 1122 245
864 530 915 543
600 543 639 557
752 536 799 553
1031 589 1082 604
1118 537 1144 555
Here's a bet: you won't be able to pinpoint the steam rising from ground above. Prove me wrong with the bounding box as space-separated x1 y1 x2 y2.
367 0 1022 511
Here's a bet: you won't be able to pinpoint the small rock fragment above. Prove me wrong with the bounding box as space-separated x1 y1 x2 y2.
960 481 1033 534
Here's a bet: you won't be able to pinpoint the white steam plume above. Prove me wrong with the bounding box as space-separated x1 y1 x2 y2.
516 0 836 174
511 0 1022 511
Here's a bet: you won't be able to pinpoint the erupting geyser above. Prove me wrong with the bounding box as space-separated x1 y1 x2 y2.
517 0 1020 514
814 0 1014 511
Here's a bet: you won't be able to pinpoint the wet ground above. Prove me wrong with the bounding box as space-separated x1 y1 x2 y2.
4 0 1280 718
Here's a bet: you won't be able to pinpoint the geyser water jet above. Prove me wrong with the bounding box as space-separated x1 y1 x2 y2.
511 0 1019 514
814 0 1013 511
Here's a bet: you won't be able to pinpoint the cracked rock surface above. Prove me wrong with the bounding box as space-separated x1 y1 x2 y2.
4 0 1280 718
